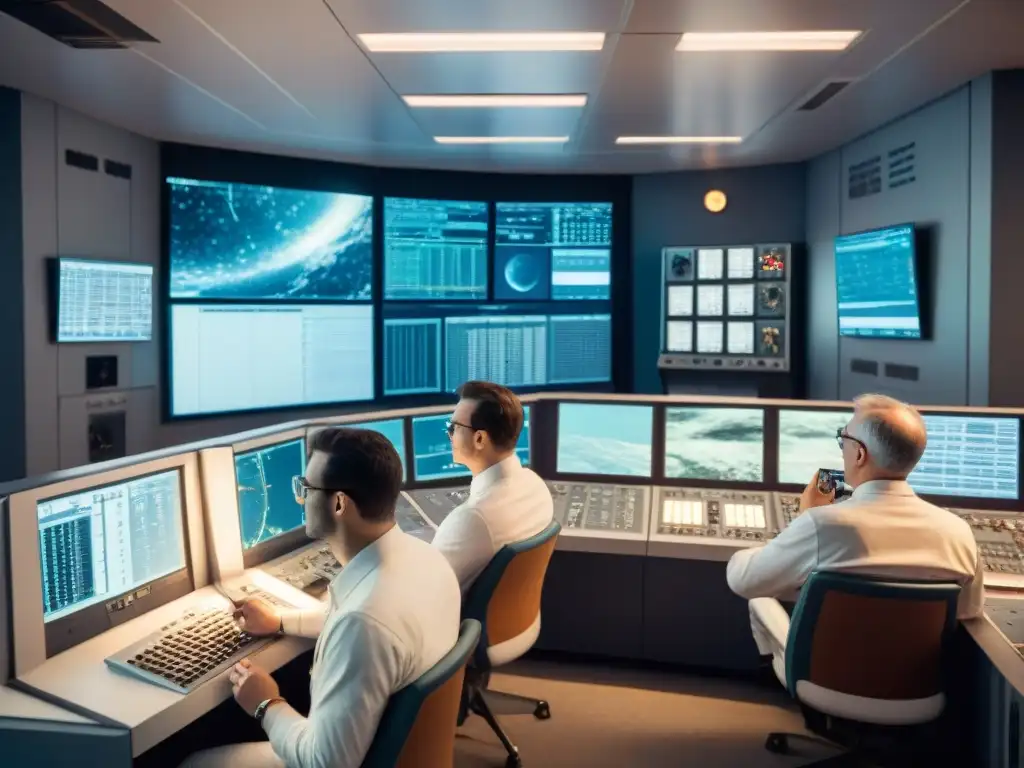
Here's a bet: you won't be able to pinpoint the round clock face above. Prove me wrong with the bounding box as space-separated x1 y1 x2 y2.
704 190 727 213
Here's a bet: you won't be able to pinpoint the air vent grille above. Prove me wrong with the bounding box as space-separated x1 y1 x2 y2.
798 80 852 111
0 0 158 49
847 156 882 200
888 142 916 190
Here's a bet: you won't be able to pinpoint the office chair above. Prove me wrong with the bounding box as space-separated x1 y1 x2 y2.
361 618 481 768
763 572 960 767
460 521 561 768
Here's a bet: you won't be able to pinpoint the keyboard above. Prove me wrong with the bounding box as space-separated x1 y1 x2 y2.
105 607 278 694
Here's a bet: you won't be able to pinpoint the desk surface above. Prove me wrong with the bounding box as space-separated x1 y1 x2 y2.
16 577 321 757
0 684 94 724
971 591 1024 698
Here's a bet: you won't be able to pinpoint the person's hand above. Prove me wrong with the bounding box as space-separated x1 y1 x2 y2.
230 658 281 716
235 598 281 636
799 470 835 512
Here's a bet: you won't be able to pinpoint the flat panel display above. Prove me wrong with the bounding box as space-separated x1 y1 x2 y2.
726 322 755 355
384 197 488 301
236 439 306 550
496 202 612 300
664 407 764 482
910 416 1020 500
727 248 755 279
383 318 442 395
170 303 374 417
697 248 724 281
778 409 851 485
37 469 185 622
696 285 724 316
836 224 922 339
696 321 724 353
54 259 153 342
167 177 373 301
548 314 612 385
412 407 531 482
556 403 653 477
667 285 693 317
666 321 693 353
727 284 755 317
346 418 408 483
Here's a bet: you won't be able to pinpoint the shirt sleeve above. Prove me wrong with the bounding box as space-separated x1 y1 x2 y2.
263 613 405 768
431 506 494 594
279 606 329 639
957 549 985 620
726 510 820 600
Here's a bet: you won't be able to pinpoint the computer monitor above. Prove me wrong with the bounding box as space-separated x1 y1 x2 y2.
411 406 532 482
664 407 764 482
556 402 654 477
909 415 1020 500
50 258 154 343
235 438 306 552
344 418 408 482
777 409 851 485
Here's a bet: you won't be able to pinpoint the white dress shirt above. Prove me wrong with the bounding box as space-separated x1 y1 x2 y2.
181 526 460 768
431 455 554 593
727 480 984 620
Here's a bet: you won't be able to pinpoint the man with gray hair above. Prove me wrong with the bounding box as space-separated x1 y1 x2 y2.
727 394 983 677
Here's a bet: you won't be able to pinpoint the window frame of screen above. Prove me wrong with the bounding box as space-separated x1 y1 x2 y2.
549 399 657 484
656 403 770 489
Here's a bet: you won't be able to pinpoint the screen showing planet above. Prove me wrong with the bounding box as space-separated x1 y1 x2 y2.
167 177 373 301
494 248 551 300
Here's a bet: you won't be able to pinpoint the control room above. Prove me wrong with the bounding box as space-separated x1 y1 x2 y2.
0 1 1023 767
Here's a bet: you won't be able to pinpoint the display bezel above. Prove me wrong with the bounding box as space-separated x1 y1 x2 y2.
48 257 155 344
550 399 657 484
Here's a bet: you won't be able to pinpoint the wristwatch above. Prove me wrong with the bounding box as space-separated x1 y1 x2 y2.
254 697 285 722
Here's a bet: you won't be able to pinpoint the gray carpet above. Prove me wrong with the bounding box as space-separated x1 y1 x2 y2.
455 659 837 767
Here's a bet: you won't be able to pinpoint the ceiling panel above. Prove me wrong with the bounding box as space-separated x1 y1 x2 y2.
406 107 585 139
172 0 426 144
326 0 629 33
625 0 967 34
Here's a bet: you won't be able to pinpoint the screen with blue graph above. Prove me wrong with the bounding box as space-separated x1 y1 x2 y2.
346 418 408 482
167 177 373 301
835 224 922 339
384 198 489 301
495 202 612 301
235 438 306 550
556 402 653 477
412 406 532 482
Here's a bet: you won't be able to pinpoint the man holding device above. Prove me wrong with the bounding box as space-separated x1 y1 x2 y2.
727 394 984 670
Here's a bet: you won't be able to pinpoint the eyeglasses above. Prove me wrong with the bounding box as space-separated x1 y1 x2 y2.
292 476 347 505
445 419 474 437
835 429 867 452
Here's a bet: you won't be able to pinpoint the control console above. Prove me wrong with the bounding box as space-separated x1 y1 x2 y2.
547 482 647 533
654 488 773 543
950 509 1024 581
405 486 470 527
396 493 435 542
266 544 340 596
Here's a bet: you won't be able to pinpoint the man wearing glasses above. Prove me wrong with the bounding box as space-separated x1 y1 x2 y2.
179 428 461 768
726 394 983 674
431 380 554 593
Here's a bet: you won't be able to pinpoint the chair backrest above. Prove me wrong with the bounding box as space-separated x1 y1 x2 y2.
785 571 960 702
463 521 561 669
361 619 481 768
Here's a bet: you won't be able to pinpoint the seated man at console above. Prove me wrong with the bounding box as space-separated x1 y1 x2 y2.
432 380 554 593
181 428 461 768
727 394 983 673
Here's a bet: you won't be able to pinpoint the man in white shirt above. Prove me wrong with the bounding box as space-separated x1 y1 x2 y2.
727 394 984 675
431 381 554 593
180 427 461 768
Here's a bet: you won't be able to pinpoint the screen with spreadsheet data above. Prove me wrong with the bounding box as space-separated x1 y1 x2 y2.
910 416 1020 500
384 198 489 300
54 259 153 342
36 470 186 622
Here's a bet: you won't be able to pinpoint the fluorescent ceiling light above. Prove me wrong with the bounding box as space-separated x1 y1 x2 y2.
434 136 569 145
677 31 861 52
616 136 743 145
359 32 606 53
404 94 587 108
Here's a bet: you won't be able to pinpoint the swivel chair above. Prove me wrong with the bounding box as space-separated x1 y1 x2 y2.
362 618 481 768
460 521 561 767
764 572 960 766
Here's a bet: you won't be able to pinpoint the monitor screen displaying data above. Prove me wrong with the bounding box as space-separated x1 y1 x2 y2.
777 409 851 485
835 225 922 339
557 402 653 477
170 304 374 417
496 202 612 300
384 198 488 300
236 439 306 549
166 177 373 301
910 416 1020 500
37 470 185 622
412 407 531 482
346 418 408 482
664 407 764 482
55 259 153 342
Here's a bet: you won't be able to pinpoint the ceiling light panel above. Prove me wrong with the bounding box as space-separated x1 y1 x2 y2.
616 136 743 145
403 94 587 108
434 136 569 144
360 32 606 53
677 31 862 52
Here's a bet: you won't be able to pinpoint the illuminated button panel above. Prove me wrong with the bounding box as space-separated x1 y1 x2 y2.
657 488 770 542
548 482 645 533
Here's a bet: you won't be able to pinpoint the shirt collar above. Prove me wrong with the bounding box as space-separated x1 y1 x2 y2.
851 479 916 499
470 454 522 496
327 524 401 606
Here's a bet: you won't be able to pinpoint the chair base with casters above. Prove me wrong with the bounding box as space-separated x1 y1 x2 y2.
459 667 551 767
